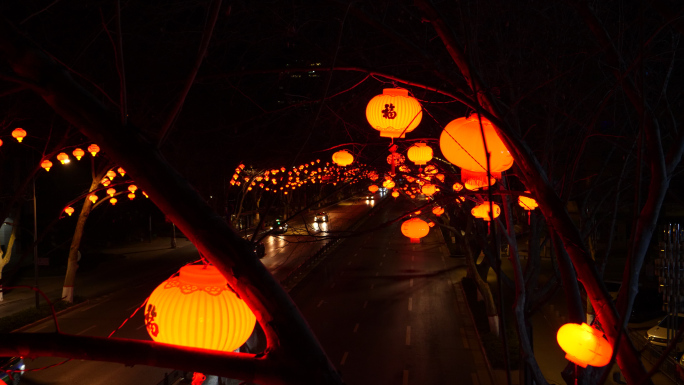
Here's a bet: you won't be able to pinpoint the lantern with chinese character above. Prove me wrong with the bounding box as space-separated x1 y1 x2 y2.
145 264 257 352
41 159 53 172
88 144 100 157
64 207 75 216
366 88 423 138
73 148 85 160
439 116 513 189
407 142 433 165
57 152 70 164
368 184 379 193
557 323 612 368
12 128 26 142
332 150 354 167
471 202 501 221
401 218 430 243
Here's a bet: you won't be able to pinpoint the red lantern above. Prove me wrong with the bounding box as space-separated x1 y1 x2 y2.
89 194 98 204
73 148 85 160
471 202 501 221
432 206 444 216
88 144 100 157
118 167 126 177
106 170 117 180
110 197 118 205
518 192 538 211
101 178 111 187
368 184 379 193
332 150 354 167
0 139 3 147
401 217 430 243
64 207 75 216
145 264 256 352
107 188 116 197
392 190 400 198
12 128 26 142
366 88 422 138
557 323 612 367
41 159 53 172
57 152 70 164
128 192 136 200
407 142 433 165
386 152 405 165
453 182 464 192
128 184 138 193
421 183 436 197
439 116 513 188
382 179 396 189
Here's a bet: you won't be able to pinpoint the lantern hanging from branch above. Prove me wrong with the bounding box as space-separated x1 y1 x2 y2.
471 202 501 221
89 194 98 204
40 159 53 172
110 197 118 205
518 192 538 211
145 264 257 352
439 116 513 188
128 193 136 200
64 207 75 216
382 179 395 189
12 128 26 142
401 217 430 243
421 183 436 197
407 142 433 165
386 153 405 165
118 167 126 177
392 190 400 198
432 206 444 216
107 188 116 197
72 148 85 160
368 184 379 193
128 184 138 193
57 152 70 164
556 323 613 368
366 88 423 138
332 150 354 167
106 170 116 180
88 144 100 157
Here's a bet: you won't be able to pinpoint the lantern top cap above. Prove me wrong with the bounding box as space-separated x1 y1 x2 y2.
179 265 228 288
382 88 410 97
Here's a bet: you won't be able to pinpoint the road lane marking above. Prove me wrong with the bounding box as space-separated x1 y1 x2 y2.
406 326 411 345
409 278 413 287
408 297 412 311
76 325 97 335
353 323 359 333
340 351 349 365
317 300 324 307
403 370 409 385
363 301 368 308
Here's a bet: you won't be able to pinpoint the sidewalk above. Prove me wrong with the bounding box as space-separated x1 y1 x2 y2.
0 236 194 319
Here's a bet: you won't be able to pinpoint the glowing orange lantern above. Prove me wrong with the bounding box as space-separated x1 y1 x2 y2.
421 183 436 196
471 202 501 221
72 148 85 160
439 116 513 188
392 190 400 198
118 167 126 177
101 178 111 187
432 206 444 216
142 191 149 198
128 193 136 200
107 188 116 197
518 192 538 211
332 150 354 167
453 182 464 192
106 170 116 180
557 323 613 368
88 144 100 157
382 179 396 189
145 264 256 352
89 194 98 204
386 153 405 165
12 128 26 142
64 207 75 216
368 171 379 181
110 197 118 205
366 88 423 138
368 184 379 193
128 184 138 193
428 221 435 228
401 218 430 243
41 159 53 172
407 142 433 165
57 152 70 164
0 139 3 147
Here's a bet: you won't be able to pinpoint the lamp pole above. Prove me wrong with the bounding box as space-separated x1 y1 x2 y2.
32 176 39 308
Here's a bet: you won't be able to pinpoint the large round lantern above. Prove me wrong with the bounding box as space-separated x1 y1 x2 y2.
368 184 379 193
407 142 433 165
471 202 501 221
145 264 256 352
557 323 612 368
382 179 396 189
401 218 430 243
12 128 26 142
439 116 513 188
421 183 436 197
366 88 423 138
332 150 354 167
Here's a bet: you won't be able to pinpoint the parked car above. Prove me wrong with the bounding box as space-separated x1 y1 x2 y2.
646 314 684 350
270 218 288 234
314 212 329 222
252 242 265 259
0 357 25 385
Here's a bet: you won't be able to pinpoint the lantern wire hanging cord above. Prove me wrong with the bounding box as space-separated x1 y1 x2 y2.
439 116 513 188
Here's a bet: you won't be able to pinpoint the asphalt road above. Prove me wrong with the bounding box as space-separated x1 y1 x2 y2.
289 197 471 385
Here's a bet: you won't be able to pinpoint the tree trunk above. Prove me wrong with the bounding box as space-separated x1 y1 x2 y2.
0 210 20 302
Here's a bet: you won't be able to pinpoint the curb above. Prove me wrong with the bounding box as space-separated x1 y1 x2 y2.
11 299 92 333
